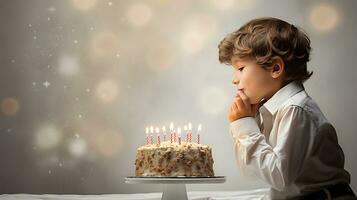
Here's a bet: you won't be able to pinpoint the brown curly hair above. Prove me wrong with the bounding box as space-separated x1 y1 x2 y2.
218 17 313 83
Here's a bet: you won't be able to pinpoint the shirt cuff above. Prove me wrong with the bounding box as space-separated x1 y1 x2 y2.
230 117 261 138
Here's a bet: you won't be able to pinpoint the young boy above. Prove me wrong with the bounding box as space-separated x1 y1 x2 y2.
218 17 356 199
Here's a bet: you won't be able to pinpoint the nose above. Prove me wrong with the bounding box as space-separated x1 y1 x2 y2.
232 72 239 85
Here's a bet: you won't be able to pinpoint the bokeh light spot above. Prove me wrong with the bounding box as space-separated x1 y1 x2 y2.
35 124 62 150
1 97 19 116
210 0 235 10
309 3 339 32
91 31 119 60
90 130 123 157
95 79 120 103
126 3 153 28
58 55 80 77
146 44 176 71
72 0 96 11
181 15 217 55
68 138 88 158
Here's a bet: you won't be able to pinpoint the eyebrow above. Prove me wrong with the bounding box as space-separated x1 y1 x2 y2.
231 59 245 67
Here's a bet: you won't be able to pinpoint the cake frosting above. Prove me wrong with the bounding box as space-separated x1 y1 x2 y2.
135 141 214 177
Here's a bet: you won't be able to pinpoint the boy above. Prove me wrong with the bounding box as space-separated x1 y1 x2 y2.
218 17 355 199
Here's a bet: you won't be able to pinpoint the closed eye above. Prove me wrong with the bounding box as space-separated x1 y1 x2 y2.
238 67 245 71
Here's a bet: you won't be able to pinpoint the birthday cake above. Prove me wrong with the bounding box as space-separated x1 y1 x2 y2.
135 141 214 177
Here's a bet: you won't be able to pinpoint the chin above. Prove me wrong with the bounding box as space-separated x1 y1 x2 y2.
248 96 263 104
244 91 263 104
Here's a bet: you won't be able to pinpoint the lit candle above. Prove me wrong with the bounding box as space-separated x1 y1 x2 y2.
150 126 154 145
184 125 188 143
197 124 202 144
174 129 177 143
169 122 174 143
188 122 192 143
156 127 160 145
162 126 166 142
177 127 182 145
145 127 149 145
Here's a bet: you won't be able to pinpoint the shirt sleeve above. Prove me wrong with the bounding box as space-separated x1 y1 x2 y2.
230 105 315 191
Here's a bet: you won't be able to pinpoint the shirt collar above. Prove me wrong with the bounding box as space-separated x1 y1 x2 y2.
261 81 304 115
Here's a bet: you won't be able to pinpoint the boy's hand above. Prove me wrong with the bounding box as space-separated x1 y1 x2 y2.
228 90 260 122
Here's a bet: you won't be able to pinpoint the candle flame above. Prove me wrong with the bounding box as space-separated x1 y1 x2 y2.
150 126 154 133
198 124 202 132
155 127 160 133
177 127 181 136
146 127 149 135
162 126 166 132
188 122 192 130
169 122 174 131
184 125 188 131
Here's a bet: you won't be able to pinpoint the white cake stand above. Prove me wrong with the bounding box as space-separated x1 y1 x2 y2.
125 176 226 200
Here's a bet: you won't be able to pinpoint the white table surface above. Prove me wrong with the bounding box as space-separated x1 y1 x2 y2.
0 188 270 200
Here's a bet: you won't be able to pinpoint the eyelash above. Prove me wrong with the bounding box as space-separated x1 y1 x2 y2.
238 67 244 71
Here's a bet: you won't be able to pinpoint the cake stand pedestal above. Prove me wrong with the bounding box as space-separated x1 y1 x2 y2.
125 176 226 200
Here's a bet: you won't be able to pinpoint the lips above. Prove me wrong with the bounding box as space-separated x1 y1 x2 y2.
236 89 244 97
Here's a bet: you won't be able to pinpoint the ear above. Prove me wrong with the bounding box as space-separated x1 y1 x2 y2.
270 56 285 79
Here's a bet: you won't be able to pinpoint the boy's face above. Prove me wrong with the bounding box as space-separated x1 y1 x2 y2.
231 57 277 104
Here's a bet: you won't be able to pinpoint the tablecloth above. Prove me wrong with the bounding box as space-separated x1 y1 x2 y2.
0 188 270 200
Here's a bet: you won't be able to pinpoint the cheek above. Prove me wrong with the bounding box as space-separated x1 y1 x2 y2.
243 70 268 103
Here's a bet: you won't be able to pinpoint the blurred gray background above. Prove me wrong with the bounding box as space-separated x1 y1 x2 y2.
1 0 356 194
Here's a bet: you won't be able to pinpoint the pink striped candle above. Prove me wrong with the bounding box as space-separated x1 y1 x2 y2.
177 127 182 145
169 122 174 143
155 127 160 145
197 124 202 144
145 127 149 145
188 123 192 143
150 126 154 144
184 125 188 143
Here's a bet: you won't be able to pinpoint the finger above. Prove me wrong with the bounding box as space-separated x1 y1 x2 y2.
230 104 235 113
235 90 242 97
237 91 250 109
231 101 238 111
234 96 245 110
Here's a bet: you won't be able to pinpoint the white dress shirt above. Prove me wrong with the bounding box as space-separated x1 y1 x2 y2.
230 81 351 199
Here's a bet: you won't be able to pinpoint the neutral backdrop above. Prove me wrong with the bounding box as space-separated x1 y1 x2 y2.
1 0 356 194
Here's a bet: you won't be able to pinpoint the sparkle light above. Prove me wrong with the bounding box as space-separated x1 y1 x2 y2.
48 6 56 12
43 81 51 88
95 79 120 103
72 0 97 11
1 97 19 116
309 3 339 32
34 124 62 150
198 86 229 115
126 3 153 28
